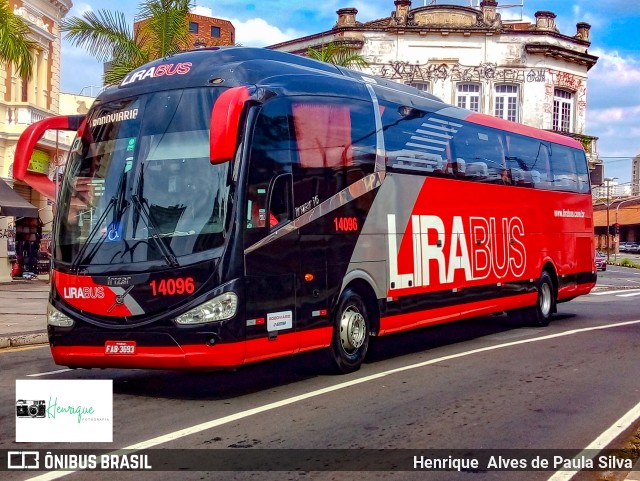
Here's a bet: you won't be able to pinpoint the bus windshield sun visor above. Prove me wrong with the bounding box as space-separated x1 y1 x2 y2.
210 86 251 164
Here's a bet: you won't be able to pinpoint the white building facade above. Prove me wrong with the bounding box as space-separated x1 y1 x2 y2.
0 0 73 280
269 0 600 170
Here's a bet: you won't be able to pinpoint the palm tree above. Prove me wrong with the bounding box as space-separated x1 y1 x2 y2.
61 0 192 86
0 0 37 79
306 42 368 70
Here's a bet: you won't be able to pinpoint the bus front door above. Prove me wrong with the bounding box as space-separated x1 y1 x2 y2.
243 173 299 363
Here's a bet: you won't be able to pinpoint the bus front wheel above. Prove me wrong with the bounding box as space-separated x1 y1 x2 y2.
328 288 370 374
508 271 555 327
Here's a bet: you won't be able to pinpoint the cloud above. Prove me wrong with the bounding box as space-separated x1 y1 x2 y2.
587 49 640 111
590 49 640 85
586 49 640 177
68 2 93 16
191 6 213 17
590 105 640 123
221 17 304 47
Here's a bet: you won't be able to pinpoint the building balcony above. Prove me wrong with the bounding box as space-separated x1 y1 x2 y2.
5 102 49 127
2 102 73 148
545 130 599 162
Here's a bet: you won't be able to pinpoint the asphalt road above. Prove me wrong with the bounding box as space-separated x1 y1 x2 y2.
2 268 640 481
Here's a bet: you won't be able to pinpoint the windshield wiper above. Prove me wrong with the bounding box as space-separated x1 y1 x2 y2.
131 194 179 268
131 165 179 268
70 171 128 272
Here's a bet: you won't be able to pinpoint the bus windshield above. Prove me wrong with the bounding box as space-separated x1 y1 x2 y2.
55 87 231 269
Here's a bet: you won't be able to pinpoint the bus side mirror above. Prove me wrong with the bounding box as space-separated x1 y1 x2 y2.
13 115 85 181
210 86 250 165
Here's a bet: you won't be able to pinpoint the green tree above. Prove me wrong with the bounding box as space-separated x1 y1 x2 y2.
0 0 37 79
61 0 192 86
306 42 368 69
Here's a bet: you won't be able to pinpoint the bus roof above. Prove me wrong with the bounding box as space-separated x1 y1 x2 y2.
98 47 582 151
464 112 584 149
100 46 442 104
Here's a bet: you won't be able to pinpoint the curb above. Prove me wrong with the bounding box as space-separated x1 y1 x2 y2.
0 332 48 349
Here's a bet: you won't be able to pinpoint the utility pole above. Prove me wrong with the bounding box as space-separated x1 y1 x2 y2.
604 177 618 262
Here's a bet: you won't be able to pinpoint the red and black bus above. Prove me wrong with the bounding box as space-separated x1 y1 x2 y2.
15 47 596 373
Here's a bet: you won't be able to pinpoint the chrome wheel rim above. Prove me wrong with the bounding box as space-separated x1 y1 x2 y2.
539 282 552 317
339 306 365 353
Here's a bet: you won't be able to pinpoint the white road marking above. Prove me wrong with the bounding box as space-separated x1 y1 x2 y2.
24 319 640 481
617 292 640 298
26 369 73 377
607 268 640 275
546 399 640 481
590 288 640 296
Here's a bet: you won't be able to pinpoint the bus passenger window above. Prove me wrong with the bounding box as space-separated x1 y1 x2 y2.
451 125 505 183
551 146 579 192
290 97 376 210
505 135 551 189
380 103 453 176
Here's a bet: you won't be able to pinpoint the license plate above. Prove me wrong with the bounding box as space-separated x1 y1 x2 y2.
105 341 136 355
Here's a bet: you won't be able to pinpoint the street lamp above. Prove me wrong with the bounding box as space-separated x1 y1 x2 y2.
604 177 618 262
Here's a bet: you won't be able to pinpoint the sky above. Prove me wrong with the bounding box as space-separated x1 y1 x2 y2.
60 0 640 184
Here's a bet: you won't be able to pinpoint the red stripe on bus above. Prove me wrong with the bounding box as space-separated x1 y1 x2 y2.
245 327 332 363
464 112 583 149
50 328 332 370
51 343 246 369
379 292 537 335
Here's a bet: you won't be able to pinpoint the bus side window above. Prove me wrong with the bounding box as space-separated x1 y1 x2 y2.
504 135 551 189
550 145 581 193
380 102 452 177
451 124 505 183
574 148 591 193
290 97 376 212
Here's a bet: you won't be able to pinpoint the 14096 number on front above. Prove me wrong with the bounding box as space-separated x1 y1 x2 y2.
149 278 195 296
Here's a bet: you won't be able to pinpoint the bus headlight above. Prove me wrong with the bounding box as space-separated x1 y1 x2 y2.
47 304 74 327
174 292 238 325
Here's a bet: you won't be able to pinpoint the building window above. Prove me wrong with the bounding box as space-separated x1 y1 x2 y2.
211 26 220 38
189 22 198 33
456 83 480 112
409 81 430 93
553 88 573 132
494 84 519 122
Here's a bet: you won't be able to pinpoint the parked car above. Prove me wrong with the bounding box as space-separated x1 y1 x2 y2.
595 250 607 271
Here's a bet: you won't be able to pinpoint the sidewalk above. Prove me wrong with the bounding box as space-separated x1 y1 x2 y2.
0 276 49 348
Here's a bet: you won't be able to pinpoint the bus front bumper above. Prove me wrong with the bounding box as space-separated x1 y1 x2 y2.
50 342 246 370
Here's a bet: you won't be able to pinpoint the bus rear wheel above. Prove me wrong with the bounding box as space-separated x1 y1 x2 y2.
508 271 555 327
328 288 370 374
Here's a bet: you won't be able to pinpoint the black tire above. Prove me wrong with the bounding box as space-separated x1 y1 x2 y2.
327 288 370 374
507 271 555 327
